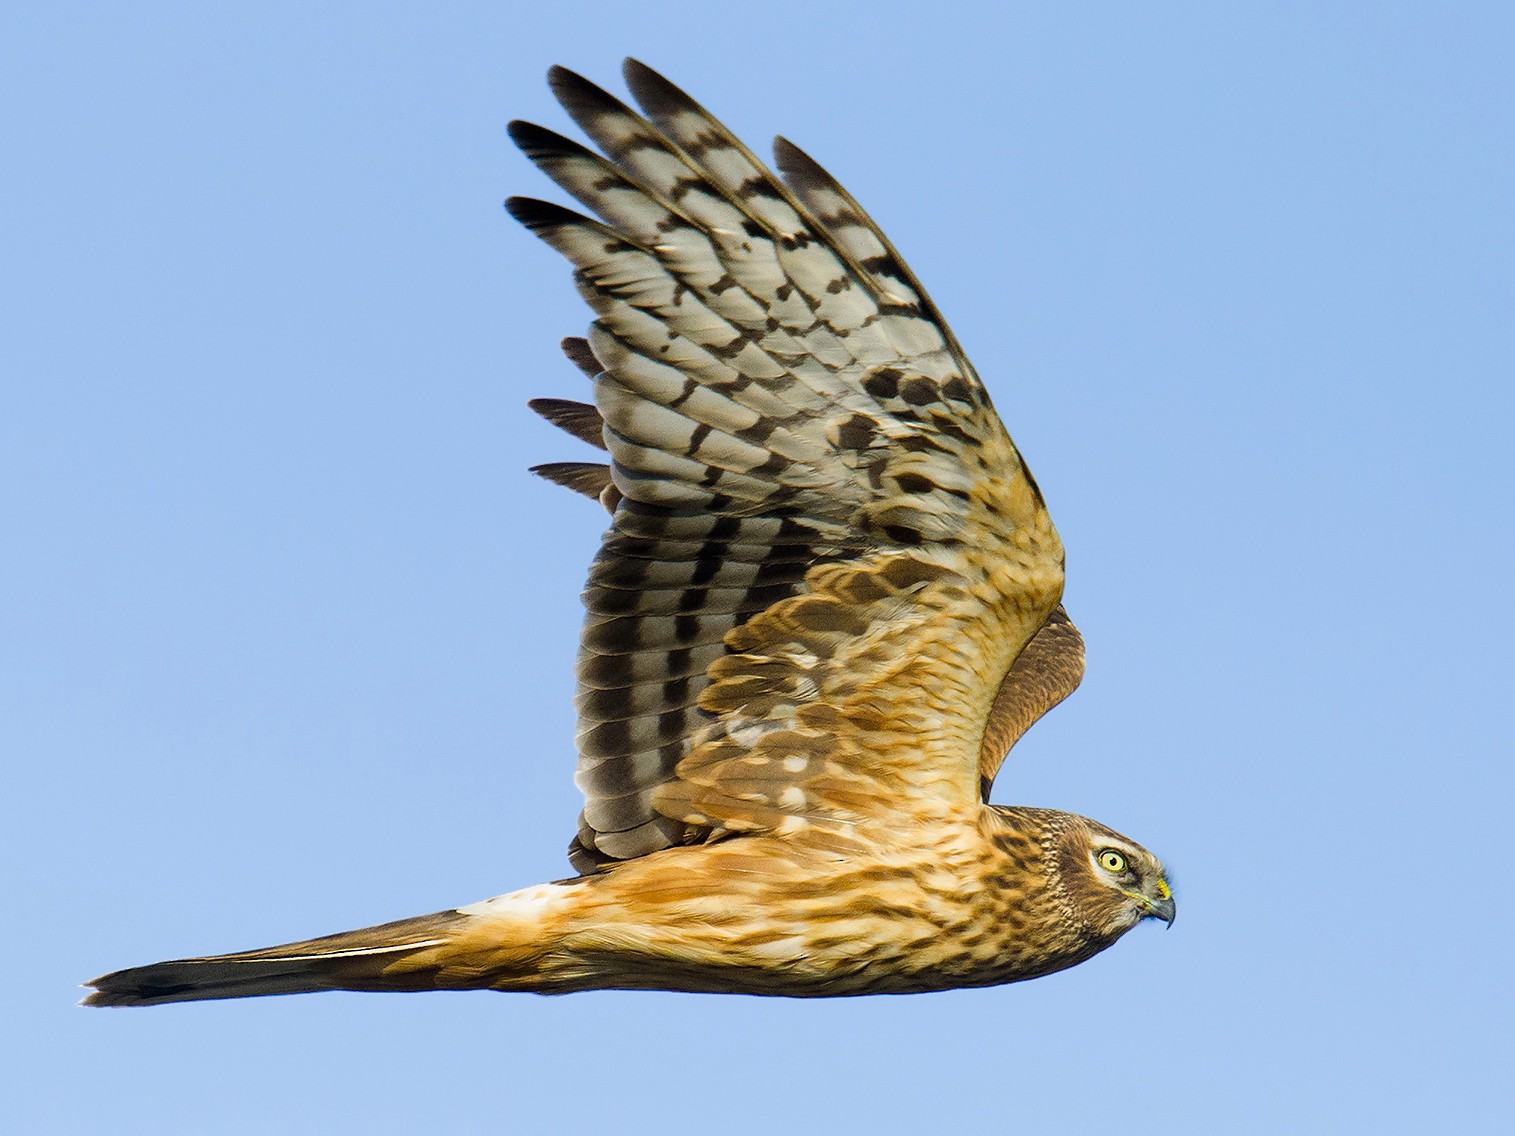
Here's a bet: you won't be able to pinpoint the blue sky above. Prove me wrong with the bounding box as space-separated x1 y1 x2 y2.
6 2 1512 1132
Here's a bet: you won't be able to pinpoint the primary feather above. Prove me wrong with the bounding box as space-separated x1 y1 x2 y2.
513 62 1072 869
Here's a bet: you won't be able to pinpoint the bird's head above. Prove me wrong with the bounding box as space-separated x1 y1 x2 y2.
1054 816 1174 938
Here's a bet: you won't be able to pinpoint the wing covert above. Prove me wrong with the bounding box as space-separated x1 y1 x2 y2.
513 63 1067 870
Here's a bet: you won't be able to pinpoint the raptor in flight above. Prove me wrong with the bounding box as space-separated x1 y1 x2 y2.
87 60 1172 1007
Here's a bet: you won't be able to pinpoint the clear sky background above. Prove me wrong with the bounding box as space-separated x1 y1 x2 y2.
6 3 1513 1133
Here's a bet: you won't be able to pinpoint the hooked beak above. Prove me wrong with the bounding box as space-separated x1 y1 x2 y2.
1146 894 1176 927
1145 878 1175 927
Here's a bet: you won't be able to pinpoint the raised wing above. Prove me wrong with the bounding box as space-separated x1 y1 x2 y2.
513 62 1066 870
531 343 1087 809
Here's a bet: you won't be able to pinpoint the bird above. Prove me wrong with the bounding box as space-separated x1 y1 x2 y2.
85 59 1173 1008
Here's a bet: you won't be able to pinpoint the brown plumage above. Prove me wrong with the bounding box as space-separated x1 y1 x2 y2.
85 60 1172 1009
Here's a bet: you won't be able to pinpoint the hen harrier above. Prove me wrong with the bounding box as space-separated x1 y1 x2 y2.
87 61 1172 1007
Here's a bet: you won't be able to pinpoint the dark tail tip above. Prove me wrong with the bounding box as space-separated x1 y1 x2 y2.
83 909 466 1007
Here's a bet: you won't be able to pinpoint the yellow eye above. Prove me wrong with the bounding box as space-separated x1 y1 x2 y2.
1097 849 1128 873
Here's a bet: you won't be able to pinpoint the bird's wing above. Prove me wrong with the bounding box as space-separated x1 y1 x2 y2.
531 344 1085 808
976 605 1084 799
513 61 1066 870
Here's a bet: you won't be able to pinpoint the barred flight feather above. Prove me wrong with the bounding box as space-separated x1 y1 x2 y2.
531 461 614 501
529 398 606 449
515 61 1081 871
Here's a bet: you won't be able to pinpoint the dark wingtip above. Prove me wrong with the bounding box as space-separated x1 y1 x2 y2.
773 135 822 179
505 195 586 230
548 64 625 122
506 119 545 148
559 336 601 378
622 58 689 115
772 135 804 163
509 120 596 165
621 57 655 86
527 397 606 449
530 461 614 502
546 63 580 91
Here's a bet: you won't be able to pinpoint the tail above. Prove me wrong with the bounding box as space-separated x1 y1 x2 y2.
84 908 485 1007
